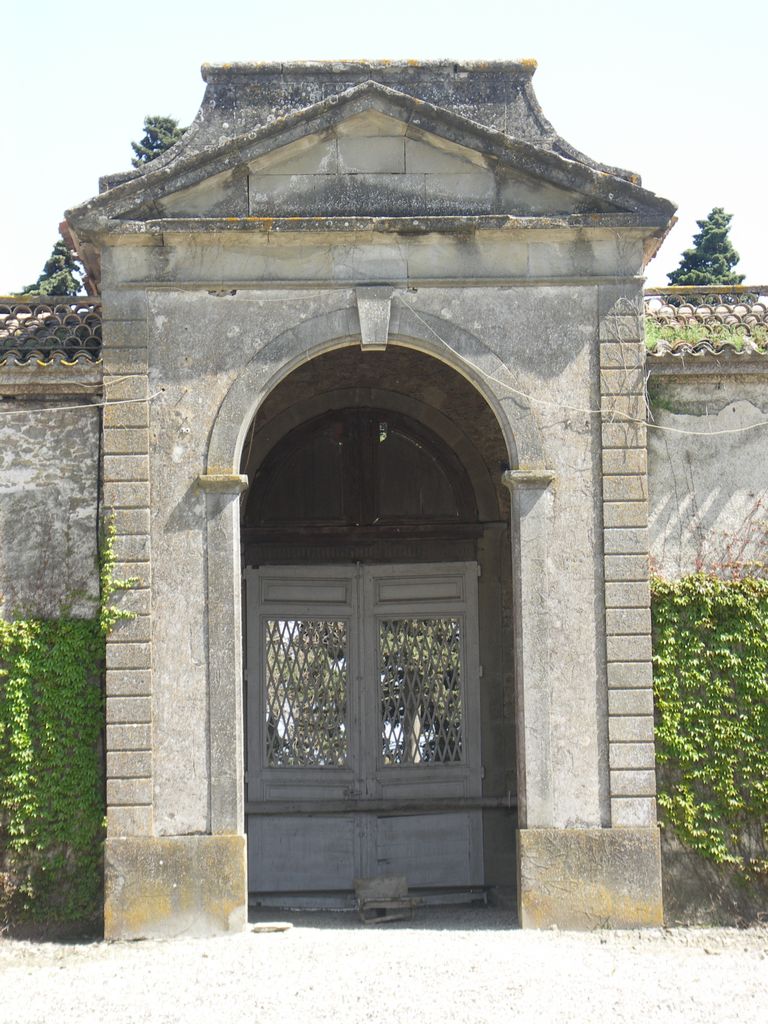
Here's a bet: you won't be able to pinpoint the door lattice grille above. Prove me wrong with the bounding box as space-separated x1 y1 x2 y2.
379 618 464 765
264 619 348 767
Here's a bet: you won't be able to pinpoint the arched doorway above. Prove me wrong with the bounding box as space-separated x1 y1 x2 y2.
239 345 516 905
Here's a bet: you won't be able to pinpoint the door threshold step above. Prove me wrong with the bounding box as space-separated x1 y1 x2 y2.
249 886 489 912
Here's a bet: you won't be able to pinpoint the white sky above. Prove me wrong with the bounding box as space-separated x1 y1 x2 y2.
1 0 766 293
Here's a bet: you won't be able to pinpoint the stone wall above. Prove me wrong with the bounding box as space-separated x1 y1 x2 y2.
647 366 768 578
0 386 100 620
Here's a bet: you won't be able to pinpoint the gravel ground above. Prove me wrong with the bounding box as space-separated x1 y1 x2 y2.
2 906 767 1024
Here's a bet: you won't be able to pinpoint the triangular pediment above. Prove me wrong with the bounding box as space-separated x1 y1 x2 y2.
67 82 675 232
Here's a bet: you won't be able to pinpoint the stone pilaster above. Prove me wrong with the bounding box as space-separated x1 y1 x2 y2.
102 313 153 837
598 290 656 828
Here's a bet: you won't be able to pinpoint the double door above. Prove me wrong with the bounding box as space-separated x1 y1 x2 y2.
244 563 483 898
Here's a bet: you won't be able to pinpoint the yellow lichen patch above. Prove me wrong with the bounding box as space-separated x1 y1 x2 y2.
520 58 538 69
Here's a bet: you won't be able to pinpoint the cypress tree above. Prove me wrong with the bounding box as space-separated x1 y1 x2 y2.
130 115 187 167
21 240 83 297
667 208 744 286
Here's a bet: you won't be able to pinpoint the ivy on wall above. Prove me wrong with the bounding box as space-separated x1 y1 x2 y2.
652 574 768 878
0 618 104 926
0 517 134 931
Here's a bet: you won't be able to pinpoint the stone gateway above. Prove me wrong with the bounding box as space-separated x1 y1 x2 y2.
24 61 688 936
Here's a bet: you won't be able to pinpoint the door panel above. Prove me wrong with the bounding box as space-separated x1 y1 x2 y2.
245 562 483 897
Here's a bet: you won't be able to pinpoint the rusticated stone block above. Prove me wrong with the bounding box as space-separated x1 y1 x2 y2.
608 688 654 716
608 715 654 742
106 696 152 725
105 668 151 696
604 581 650 608
603 475 648 502
107 804 152 837
103 455 150 483
602 448 648 475
106 723 151 750
104 835 248 939
610 769 656 797
599 368 645 396
110 613 152 643
605 607 652 635
103 481 150 509
603 501 648 528
518 827 663 929
606 634 652 662
106 778 153 806
604 554 650 582
599 341 645 369
103 427 150 455
602 420 646 449
607 661 653 687
603 527 650 555
111 509 151 536
103 400 149 429
597 315 642 342
107 750 152 778
106 641 151 670
611 797 656 827
609 741 655 769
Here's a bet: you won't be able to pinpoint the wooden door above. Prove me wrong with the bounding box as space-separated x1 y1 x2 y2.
245 563 483 898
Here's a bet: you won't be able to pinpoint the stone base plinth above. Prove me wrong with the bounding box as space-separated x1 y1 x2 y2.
104 834 247 939
518 827 663 929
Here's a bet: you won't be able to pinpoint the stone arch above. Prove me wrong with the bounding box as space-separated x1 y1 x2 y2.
202 301 549 852
206 303 546 476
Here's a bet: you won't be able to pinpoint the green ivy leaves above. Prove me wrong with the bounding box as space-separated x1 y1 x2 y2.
0 618 104 926
0 515 135 929
652 574 768 878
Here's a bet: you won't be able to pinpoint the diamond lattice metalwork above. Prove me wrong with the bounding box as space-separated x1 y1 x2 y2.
264 619 348 767
379 618 463 765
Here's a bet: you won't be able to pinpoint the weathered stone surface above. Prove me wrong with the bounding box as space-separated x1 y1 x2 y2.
608 715 654 742
605 607 652 635
106 723 151 750
611 796 656 826
106 778 153 805
603 553 650 582
602 475 648 502
608 689 654 716
106 696 152 724
599 368 645 396
602 448 647 475
603 527 650 555
606 661 653 687
105 668 152 696
518 827 663 929
103 427 150 455
606 634 652 662
0 404 99 618
103 481 151 509
103 455 150 483
104 835 247 939
604 581 650 608
602 501 648 528
107 750 152 778
599 341 645 369
106 805 152 837
648 377 768 577
609 768 656 796
609 741 655 769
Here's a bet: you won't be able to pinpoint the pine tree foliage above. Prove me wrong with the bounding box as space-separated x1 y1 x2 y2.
21 240 83 297
130 115 187 167
667 208 745 286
